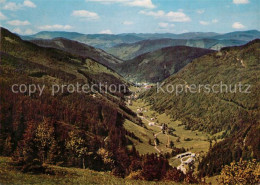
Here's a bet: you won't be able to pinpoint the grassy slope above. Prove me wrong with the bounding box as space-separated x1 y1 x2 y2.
0 157 183 185
116 46 213 83
142 39 260 134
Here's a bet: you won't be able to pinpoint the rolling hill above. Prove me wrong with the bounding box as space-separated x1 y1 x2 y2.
30 37 124 69
106 38 246 60
116 46 214 83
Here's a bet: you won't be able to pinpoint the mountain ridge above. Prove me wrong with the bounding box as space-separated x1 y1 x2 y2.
30 37 124 69
21 30 260 50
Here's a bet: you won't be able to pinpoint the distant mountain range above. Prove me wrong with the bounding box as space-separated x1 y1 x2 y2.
116 46 214 83
106 38 246 60
21 30 260 50
21 32 143 49
27 30 260 84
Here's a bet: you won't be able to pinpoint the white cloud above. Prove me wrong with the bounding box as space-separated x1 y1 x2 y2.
232 22 245 29
86 0 155 9
7 20 30 26
0 11 7 20
199 21 209 25
99 29 112 34
196 9 204 14
72 10 99 20
233 0 249 4
38 24 73 30
3 0 36 11
128 0 155 9
158 22 174 28
123 21 133 25
23 0 36 8
212 19 218 23
140 10 190 22
3 2 22 11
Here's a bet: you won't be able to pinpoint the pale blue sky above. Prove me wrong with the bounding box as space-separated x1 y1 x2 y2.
0 0 259 35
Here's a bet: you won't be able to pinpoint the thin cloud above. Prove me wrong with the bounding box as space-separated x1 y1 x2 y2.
140 10 190 22
86 0 155 9
196 9 205 14
7 20 30 26
199 21 209 25
233 0 249 4
123 21 133 25
212 19 218 23
158 22 174 28
38 24 73 30
0 11 7 20
72 10 99 20
232 22 245 29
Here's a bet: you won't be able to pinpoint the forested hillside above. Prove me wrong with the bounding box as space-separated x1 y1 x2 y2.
0 27 197 182
116 46 213 83
30 38 124 69
142 39 260 134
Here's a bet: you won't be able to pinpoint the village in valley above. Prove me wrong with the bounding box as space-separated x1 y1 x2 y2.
124 84 207 175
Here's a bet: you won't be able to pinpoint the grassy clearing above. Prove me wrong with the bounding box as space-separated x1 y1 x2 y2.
124 98 222 169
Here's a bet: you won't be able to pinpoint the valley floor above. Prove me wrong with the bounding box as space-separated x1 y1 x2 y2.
125 97 222 168
124 87 223 183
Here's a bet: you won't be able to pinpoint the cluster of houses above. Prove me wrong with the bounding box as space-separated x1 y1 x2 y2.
176 152 197 174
